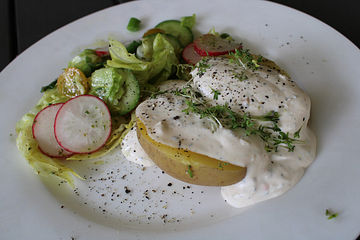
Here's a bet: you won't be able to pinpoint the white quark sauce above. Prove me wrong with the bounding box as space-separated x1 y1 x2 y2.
129 56 316 208
121 126 154 167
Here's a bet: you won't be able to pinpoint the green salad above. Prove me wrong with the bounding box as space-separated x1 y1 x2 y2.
16 15 197 187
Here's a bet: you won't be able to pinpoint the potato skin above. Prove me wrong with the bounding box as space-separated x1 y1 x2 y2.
136 118 246 186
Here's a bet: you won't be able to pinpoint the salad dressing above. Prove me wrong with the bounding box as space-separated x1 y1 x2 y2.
132 57 316 208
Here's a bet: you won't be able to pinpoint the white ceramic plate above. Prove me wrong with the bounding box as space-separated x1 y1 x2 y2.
1 0 359 239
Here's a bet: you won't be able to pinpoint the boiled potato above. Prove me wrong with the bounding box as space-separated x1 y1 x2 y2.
136 118 246 186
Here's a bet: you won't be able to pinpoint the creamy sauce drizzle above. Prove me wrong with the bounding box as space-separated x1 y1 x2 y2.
131 56 316 208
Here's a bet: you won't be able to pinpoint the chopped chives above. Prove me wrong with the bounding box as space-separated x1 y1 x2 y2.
127 17 141 32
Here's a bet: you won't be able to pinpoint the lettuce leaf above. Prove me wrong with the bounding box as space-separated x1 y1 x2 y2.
139 36 154 60
33 88 70 111
68 49 106 77
181 14 196 30
107 33 179 85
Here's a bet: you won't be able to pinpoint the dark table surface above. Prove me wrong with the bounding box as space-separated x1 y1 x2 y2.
1 0 359 71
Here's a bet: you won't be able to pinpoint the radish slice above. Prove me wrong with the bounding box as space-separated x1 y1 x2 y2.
182 42 203 65
95 50 109 57
194 34 242 56
32 103 73 158
95 47 109 57
54 95 112 154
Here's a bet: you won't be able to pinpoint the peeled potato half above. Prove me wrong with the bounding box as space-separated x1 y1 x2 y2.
136 118 246 186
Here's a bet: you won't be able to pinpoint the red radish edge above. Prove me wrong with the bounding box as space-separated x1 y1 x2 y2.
54 95 112 154
95 50 109 57
32 103 62 139
32 103 74 158
182 42 203 65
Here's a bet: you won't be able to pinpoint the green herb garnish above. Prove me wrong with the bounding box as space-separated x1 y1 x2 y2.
150 90 168 99
40 79 57 93
211 88 220 100
171 84 299 152
253 111 280 122
229 49 263 71
325 209 339 220
294 127 302 139
187 165 193 178
218 161 229 169
172 86 222 127
233 71 248 81
196 58 211 77
127 17 141 32
175 64 194 81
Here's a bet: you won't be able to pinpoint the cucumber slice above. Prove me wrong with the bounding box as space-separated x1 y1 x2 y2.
155 20 193 47
117 70 140 115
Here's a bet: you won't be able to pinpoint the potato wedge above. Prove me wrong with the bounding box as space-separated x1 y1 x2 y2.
136 118 246 186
